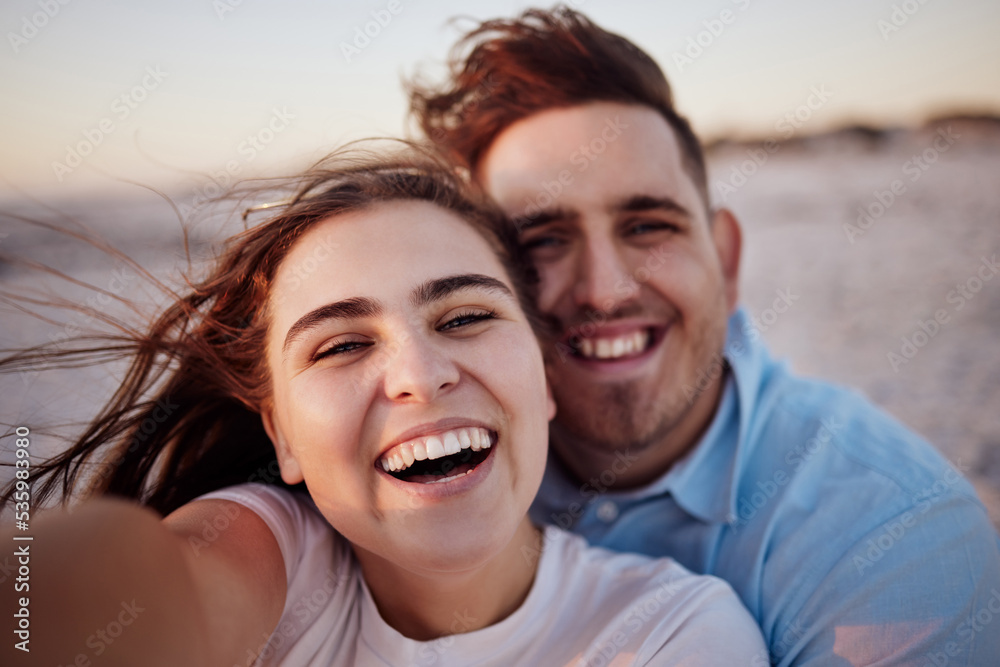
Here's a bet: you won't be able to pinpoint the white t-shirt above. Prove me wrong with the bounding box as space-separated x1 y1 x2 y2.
199 484 765 666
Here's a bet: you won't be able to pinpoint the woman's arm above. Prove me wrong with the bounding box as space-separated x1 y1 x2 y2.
1 497 285 666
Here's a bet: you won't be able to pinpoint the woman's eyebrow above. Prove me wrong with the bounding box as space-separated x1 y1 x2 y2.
411 274 513 307
282 297 382 354
281 274 512 355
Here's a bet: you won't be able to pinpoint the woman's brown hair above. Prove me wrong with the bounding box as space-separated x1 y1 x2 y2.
0 145 541 516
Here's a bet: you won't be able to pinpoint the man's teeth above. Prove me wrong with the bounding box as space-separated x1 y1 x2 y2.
576 330 650 360
379 427 492 473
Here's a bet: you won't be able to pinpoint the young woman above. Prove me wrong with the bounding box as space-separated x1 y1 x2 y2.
1 148 766 665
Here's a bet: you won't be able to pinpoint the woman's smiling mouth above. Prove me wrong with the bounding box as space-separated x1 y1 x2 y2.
377 426 496 484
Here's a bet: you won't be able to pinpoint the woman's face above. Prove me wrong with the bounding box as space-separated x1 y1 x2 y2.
262 199 554 574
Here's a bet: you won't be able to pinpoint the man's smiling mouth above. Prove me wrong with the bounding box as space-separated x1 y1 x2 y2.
377 427 495 484
567 327 658 361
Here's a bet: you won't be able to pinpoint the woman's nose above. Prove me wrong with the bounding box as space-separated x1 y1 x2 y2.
381 332 460 403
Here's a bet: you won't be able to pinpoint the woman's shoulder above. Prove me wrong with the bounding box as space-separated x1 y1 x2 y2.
189 484 364 665
537 525 767 664
541 524 752 614
194 483 319 527
192 483 350 581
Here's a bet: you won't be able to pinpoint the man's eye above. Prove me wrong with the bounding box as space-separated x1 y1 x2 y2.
313 340 370 361
521 234 565 250
440 309 497 331
627 220 678 235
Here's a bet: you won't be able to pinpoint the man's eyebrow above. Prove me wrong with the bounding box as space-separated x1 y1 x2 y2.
512 206 576 232
282 297 382 354
412 274 513 307
614 194 691 218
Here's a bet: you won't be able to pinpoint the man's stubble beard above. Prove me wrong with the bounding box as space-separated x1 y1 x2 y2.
548 310 729 465
550 373 689 458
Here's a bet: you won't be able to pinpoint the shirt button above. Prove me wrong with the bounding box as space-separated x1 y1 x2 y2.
596 501 619 523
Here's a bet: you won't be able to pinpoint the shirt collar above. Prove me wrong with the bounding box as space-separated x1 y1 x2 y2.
658 307 771 523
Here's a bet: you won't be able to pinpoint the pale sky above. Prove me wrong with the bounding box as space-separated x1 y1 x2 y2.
1 0 998 197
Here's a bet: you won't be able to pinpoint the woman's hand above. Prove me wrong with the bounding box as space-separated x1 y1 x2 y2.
1 497 285 666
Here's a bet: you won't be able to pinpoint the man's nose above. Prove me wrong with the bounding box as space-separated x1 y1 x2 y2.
572 236 638 313
381 333 460 403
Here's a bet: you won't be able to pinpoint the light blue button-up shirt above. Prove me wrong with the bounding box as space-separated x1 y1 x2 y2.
531 308 1000 666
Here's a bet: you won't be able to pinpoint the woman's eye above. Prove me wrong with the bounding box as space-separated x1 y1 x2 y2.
440 309 497 331
313 339 370 361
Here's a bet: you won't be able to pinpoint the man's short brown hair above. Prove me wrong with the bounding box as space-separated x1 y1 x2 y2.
409 5 709 206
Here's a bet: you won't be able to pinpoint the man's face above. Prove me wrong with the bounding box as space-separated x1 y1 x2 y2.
479 102 739 466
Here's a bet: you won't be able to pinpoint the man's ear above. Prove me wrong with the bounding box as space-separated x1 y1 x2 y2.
545 380 557 422
710 208 742 312
261 404 304 485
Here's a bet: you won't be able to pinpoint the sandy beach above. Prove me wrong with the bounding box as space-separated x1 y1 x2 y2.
709 116 1000 527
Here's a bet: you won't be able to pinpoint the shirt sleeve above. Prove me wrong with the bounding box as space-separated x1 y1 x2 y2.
776 496 1000 666
194 484 360 666
194 483 319 586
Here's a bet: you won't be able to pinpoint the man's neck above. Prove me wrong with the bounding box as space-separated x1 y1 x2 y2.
551 368 728 491
354 517 542 641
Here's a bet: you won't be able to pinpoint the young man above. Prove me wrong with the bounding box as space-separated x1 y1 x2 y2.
410 7 1000 666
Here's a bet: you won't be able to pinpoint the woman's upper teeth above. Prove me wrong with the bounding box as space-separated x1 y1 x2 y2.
577 330 649 359
380 427 492 473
